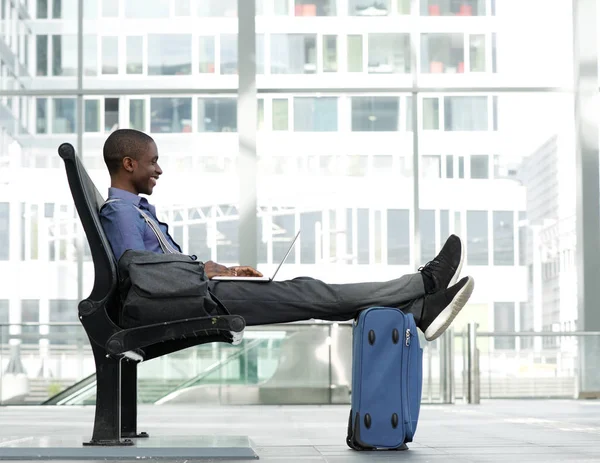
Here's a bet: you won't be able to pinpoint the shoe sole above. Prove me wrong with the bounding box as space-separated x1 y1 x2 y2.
424 276 474 342
448 235 465 288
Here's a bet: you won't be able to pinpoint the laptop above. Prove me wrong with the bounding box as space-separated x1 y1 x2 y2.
212 230 301 282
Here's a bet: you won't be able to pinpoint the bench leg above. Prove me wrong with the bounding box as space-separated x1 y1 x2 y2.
83 345 133 446
121 359 149 439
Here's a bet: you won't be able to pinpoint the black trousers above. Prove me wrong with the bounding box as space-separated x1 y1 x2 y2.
209 273 425 326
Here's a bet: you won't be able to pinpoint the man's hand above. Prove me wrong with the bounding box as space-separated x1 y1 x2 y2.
204 261 263 279
204 261 235 279
228 266 263 277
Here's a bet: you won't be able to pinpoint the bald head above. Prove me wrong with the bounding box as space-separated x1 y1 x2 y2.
103 129 155 175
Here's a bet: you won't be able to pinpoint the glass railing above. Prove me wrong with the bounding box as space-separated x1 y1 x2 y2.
2 322 597 405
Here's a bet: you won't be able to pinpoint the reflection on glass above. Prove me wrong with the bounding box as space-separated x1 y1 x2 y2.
422 155 441 179
294 97 338 132
199 36 215 73
467 210 488 265
323 35 337 72
347 35 363 72
494 302 515 349
173 0 190 15
272 99 289 131
198 98 237 132
101 36 119 75
421 33 464 74
126 36 143 74
493 211 514 265
274 0 288 15
387 209 410 265
368 34 410 73
469 34 486 72
129 99 146 131
105 98 119 132
220 34 237 75
470 155 489 179
53 98 76 134
351 96 400 132
36 35 48 76
84 0 98 18
83 35 97 76
36 98 47 134
271 34 317 74
84 100 100 132
423 97 439 130
148 35 192 75
420 209 436 263
198 0 236 17
150 98 192 133
444 96 488 131
421 0 486 16
349 0 390 16
295 0 336 16
52 35 77 76
52 0 77 19
37 0 48 18
102 0 119 17
125 0 169 18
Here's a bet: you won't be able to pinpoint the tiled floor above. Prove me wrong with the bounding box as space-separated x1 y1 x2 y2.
1 400 600 462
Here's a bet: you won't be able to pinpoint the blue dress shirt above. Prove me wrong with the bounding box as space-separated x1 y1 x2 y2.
99 187 183 261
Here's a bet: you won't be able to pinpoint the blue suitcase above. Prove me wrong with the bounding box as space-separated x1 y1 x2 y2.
346 307 423 450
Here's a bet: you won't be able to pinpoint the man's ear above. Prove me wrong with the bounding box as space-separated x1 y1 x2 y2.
122 156 136 173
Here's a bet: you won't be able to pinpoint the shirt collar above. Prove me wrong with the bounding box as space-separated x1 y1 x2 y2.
108 187 143 206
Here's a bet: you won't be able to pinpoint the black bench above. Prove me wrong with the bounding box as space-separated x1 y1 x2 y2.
58 143 246 446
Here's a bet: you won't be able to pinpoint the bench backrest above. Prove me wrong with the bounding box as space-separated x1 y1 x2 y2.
58 143 120 323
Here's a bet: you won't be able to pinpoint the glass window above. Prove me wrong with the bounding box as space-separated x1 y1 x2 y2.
129 99 146 131
52 35 77 76
347 35 363 72
323 35 338 72
349 0 390 16
444 96 488 131
36 35 48 76
467 210 488 265
102 0 118 16
53 98 76 134
387 209 409 265
150 97 192 133
422 155 441 179
199 36 215 73
271 34 317 74
293 97 338 132
36 98 48 134
356 208 369 264
84 99 100 132
295 0 335 16
49 300 78 342
470 155 489 179
256 35 265 75
220 34 237 75
458 155 465 178
84 0 98 18
52 0 77 18
440 209 449 242
257 99 264 130
125 0 169 18
368 33 410 73
105 98 119 132
0 300 8 342
273 99 289 130
37 0 48 18
423 97 439 130
494 211 514 266
421 33 464 73
445 155 454 178
21 300 40 338
420 210 436 264
126 36 143 74
83 35 97 76
148 35 192 76
300 212 322 264
351 96 399 132
0 203 8 260
101 36 119 75
274 0 288 14
421 0 486 16
198 0 236 16
470 34 486 72
494 302 515 349
198 98 237 132
174 0 191 15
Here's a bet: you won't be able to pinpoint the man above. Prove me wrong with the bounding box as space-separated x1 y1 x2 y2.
100 129 474 341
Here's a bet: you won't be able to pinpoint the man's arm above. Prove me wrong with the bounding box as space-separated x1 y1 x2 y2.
99 202 147 261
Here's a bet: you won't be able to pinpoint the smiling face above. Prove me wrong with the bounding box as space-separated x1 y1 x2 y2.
127 141 162 195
